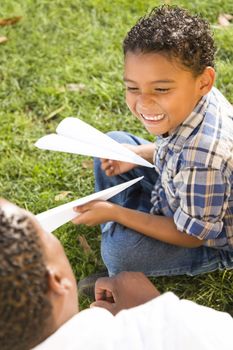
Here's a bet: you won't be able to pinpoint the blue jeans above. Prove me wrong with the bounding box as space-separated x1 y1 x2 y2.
94 131 233 276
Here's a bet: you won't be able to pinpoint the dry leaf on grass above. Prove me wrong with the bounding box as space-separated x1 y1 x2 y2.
54 191 72 201
77 235 93 255
57 86 66 93
66 83 86 92
218 13 233 27
224 14 233 20
45 105 65 121
0 16 22 26
0 36 7 44
57 84 86 93
82 160 93 169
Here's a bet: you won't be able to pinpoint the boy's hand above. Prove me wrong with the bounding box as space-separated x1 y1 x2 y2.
72 200 117 226
101 143 139 176
100 143 155 176
101 158 136 176
90 271 160 315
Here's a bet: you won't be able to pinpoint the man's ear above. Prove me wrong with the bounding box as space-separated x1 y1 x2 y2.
198 66 215 96
47 267 73 296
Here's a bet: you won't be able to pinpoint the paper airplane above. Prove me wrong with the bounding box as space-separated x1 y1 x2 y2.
36 176 143 232
35 117 154 168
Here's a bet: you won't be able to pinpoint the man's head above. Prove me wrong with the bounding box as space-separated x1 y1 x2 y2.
123 5 216 136
0 199 78 350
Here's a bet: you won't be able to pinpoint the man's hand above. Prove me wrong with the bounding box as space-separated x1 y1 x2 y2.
90 271 160 315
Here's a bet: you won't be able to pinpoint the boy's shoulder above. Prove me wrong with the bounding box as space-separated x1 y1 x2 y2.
181 87 233 172
207 87 233 120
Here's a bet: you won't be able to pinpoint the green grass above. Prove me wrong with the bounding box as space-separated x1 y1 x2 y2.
0 0 233 313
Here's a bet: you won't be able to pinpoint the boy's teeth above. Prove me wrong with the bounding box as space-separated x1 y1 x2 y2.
141 114 165 121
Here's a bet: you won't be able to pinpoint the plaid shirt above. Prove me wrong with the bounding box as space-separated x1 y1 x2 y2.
150 87 233 250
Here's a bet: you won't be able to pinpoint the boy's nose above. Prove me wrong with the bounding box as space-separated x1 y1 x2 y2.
137 94 155 112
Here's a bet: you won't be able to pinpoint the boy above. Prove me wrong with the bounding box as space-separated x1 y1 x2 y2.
73 6 233 277
0 199 232 350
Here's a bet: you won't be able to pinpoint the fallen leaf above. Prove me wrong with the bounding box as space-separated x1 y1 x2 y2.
66 83 86 92
45 105 65 121
218 13 232 27
0 16 22 26
0 36 7 44
78 235 93 255
57 86 66 93
54 191 72 201
82 160 93 169
224 14 233 21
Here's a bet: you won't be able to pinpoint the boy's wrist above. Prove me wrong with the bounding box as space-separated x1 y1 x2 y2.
136 144 155 163
112 204 126 222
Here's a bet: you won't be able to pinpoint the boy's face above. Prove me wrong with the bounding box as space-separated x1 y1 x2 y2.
124 52 205 136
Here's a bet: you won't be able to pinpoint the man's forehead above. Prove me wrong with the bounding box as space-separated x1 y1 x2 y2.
0 199 58 253
0 199 22 217
0 199 38 233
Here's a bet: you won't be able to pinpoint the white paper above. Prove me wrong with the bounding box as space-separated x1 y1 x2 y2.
36 176 143 232
35 117 154 168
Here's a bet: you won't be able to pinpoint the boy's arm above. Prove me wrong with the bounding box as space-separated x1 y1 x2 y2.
132 143 155 163
113 205 204 248
73 201 203 248
74 168 227 248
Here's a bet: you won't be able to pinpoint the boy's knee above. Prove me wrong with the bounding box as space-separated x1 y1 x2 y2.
101 230 141 274
101 245 130 275
106 131 130 144
94 156 101 168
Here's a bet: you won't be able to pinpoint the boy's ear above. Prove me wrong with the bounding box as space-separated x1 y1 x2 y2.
198 66 215 96
47 267 73 296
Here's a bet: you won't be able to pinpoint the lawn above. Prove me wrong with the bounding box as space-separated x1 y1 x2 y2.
0 0 233 312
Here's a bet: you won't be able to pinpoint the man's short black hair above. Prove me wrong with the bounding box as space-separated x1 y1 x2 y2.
123 5 216 76
0 207 52 350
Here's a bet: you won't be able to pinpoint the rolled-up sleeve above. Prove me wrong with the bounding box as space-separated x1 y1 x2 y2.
173 167 230 240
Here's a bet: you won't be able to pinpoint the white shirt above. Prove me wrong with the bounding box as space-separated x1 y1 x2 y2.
33 292 233 350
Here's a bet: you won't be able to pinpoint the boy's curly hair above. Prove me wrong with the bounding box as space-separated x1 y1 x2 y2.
0 208 52 350
123 5 216 76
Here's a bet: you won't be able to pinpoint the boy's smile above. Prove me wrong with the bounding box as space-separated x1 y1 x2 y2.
124 52 207 136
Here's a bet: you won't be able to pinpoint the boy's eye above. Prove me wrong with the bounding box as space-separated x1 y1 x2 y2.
126 86 139 92
154 88 170 93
